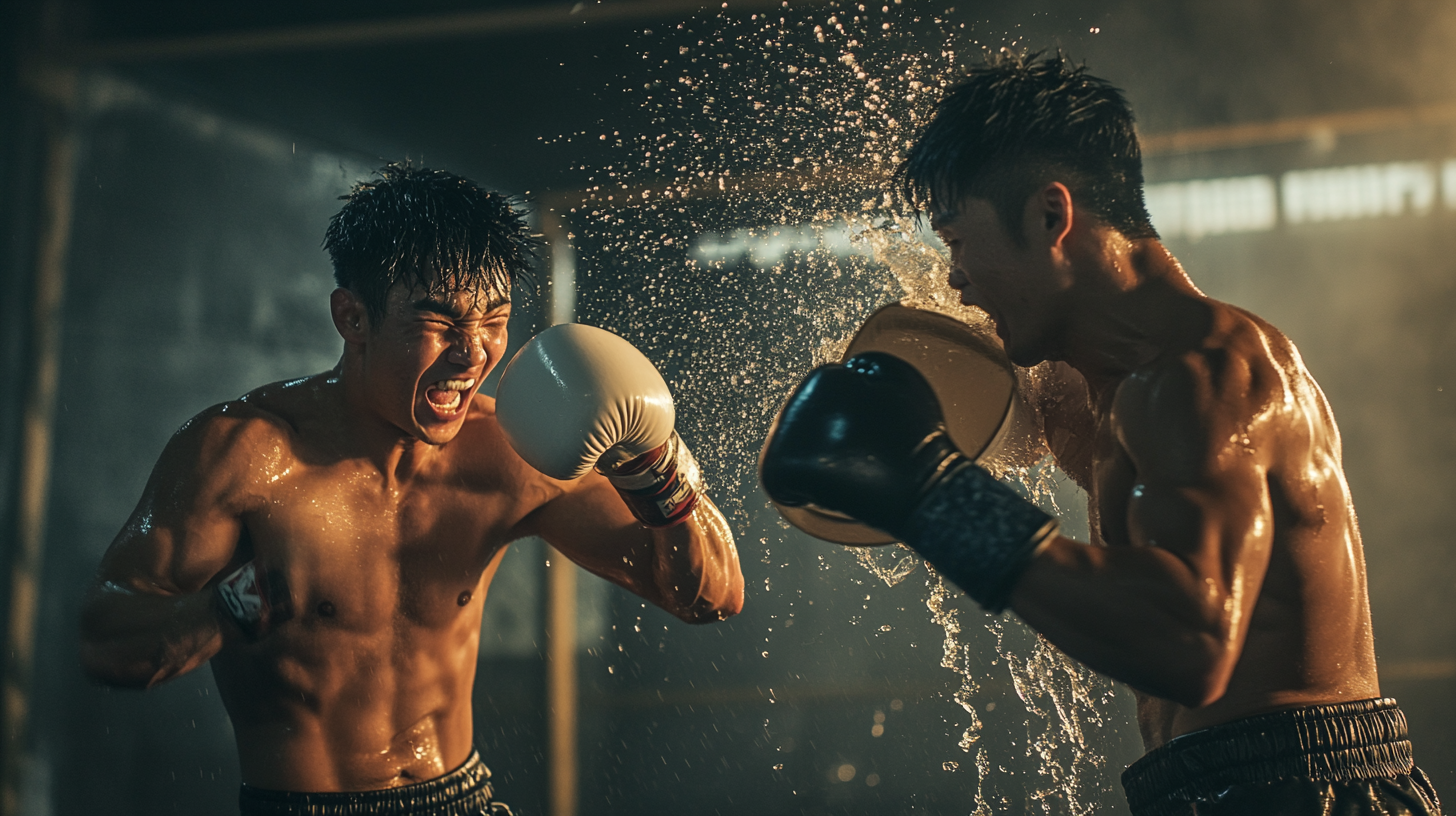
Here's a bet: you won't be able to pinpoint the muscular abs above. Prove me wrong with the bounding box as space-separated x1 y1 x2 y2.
83 378 563 790
213 451 521 790
82 371 738 791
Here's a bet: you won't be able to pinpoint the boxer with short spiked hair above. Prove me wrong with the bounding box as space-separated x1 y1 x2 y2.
324 162 534 324
79 163 743 816
762 52 1440 815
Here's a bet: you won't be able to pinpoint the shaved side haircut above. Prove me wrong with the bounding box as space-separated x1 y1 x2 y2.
899 50 1157 242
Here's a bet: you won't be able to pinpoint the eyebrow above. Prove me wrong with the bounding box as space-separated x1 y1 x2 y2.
410 296 511 320
411 298 468 320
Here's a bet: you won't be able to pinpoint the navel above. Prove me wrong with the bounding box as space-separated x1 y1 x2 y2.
316 600 336 618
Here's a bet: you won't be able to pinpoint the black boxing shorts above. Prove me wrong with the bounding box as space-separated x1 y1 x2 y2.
238 749 512 816
1122 698 1442 815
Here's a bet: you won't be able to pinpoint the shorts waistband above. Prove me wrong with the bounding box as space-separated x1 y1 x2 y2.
1122 698 1415 814
239 749 509 816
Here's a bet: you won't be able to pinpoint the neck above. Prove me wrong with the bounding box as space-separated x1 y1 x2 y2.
1058 238 1210 398
333 351 436 484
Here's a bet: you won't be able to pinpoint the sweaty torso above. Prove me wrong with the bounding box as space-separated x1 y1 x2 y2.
211 375 557 790
1065 304 1379 749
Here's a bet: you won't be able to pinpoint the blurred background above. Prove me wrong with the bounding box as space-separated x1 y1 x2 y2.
3 0 1456 814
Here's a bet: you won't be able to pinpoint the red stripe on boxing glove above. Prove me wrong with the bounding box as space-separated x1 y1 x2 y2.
214 562 293 641
600 431 703 527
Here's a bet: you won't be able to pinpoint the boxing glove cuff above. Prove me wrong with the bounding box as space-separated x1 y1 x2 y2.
903 462 1059 614
214 562 292 641
601 432 703 528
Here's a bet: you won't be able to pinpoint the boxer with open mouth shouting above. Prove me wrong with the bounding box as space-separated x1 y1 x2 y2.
80 163 743 816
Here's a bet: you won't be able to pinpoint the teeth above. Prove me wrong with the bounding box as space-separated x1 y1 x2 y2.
425 378 473 416
431 390 463 413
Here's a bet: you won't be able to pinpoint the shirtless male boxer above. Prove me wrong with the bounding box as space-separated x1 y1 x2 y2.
79 163 744 816
760 53 1441 814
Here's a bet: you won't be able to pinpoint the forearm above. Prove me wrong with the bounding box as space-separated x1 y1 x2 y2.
1008 538 1238 707
899 467 1237 703
649 500 744 623
79 582 225 688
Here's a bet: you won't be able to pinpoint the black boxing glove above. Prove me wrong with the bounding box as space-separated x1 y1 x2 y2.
214 561 293 641
760 352 1059 612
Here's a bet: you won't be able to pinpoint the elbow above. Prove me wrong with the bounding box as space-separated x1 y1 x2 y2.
661 560 744 624
675 595 743 625
673 583 745 625
710 589 746 622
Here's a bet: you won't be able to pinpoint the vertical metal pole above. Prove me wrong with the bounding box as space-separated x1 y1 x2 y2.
4 62 78 816
540 209 578 816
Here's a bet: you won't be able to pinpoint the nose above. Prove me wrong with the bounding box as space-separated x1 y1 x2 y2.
447 331 488 368
948 271 988 310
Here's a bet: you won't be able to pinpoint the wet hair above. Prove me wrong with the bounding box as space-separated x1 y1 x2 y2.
898 50 1156 241
324 162 540 323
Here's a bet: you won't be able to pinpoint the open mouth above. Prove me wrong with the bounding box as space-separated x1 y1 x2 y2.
423 377 476 417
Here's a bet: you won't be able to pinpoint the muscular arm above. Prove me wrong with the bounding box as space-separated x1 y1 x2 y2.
523 473 744 624
1009 352 1276 708
79 405 270 688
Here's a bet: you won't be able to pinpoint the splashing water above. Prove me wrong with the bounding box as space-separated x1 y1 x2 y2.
844 219 1116 813
852 544 918 587
912 458 1114 815
924 566 981 750
1008 633 1115 815
562 3 1120 812
824 127 1118 815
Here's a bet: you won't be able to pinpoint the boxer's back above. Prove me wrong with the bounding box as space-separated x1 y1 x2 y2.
206 373 546 790
1091 303 1380 748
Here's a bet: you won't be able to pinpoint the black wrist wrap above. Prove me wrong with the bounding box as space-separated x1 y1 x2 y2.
903 462 1059 614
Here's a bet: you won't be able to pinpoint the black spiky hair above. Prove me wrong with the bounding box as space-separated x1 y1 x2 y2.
898 50 1156 241
324 162 540 323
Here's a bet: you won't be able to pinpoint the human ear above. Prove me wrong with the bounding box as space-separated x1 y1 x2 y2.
1026 182 1075 249
330 288 369 344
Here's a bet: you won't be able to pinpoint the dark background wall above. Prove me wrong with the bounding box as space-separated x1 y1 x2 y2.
31 79 371 813
4 1 1456 815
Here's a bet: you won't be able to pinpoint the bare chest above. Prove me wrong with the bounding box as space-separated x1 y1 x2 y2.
242 467 517 631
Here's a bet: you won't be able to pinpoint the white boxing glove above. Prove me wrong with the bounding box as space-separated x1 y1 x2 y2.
496 323 703 527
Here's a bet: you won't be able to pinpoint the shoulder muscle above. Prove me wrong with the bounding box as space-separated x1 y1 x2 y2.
100 401 293 593
152 401 294 510
1113 325 1281 485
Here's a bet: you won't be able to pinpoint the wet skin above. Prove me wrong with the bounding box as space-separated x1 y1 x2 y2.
79 283 744 790
933 185 1378 750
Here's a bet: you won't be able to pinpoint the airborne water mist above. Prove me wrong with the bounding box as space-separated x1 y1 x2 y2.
554 4 1129 812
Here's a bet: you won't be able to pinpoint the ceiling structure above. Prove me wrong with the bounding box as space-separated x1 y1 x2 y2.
28 0 1456 200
